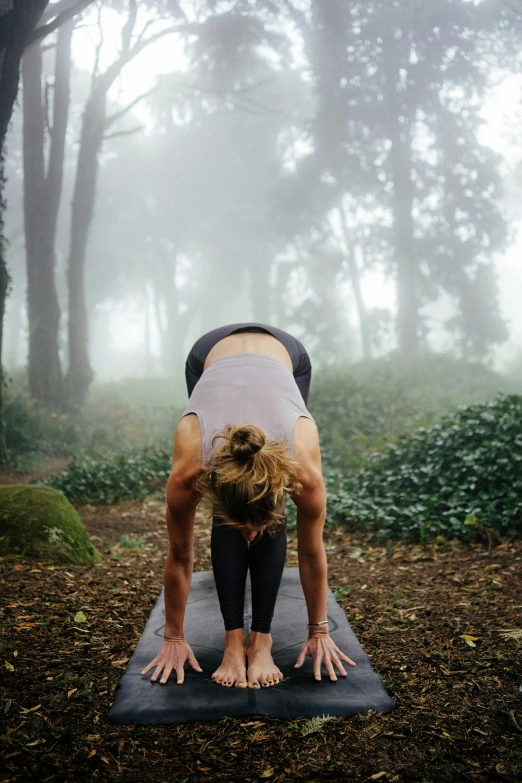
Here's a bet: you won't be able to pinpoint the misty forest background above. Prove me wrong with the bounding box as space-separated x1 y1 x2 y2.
2 0 522 543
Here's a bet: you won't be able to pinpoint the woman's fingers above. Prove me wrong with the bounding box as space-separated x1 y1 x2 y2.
294 646 308 668
313 651 323 681
323 655 337 682
140 657 159 676
175 663 185 685
331 653 347 677
159 663 173 685
188 650 203 672
337 650 357 666
150 661 165 682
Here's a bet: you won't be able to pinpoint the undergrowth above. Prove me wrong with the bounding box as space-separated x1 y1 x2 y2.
324 394 522 542
41 449 171 504
11 355 522 543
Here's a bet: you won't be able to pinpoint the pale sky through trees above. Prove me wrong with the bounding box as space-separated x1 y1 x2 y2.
4 0 522 387
66 3 522 370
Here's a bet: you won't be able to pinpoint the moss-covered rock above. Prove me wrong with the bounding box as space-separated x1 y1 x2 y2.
0 485 100 565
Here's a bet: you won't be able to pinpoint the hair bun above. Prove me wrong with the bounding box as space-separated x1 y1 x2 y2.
230 425 266 465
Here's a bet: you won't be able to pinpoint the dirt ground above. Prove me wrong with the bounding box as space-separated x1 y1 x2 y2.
1 495 521 783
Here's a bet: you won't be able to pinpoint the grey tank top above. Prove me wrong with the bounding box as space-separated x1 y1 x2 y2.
180 353 314 465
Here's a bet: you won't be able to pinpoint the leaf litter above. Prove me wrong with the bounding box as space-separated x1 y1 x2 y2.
0 498 521 781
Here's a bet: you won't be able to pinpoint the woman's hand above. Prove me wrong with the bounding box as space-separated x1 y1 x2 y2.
294 633 357 681
141 637 203 685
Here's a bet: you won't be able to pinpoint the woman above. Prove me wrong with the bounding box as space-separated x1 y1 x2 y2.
141 323 356 689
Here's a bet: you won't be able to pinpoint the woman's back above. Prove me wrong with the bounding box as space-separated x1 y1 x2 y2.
181 353 313 465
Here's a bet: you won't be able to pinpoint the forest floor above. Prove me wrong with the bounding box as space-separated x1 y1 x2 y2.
1 487 522 783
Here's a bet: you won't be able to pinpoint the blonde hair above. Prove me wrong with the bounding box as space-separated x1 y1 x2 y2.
196 424 302 534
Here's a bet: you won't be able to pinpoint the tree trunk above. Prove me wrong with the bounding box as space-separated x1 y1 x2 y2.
382 33 418 355
63 0 173 406
23 24 73 408
5 288 24 369
161 254 183 375
0 1 50 144
65 90 105 408
337 207 372 361
0 1 52 460
0 154 9 463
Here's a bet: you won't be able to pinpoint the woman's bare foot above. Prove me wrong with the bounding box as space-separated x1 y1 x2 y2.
212 629 248 688
247 631 284 688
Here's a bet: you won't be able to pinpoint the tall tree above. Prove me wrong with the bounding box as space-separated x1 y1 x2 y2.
64 0 185 407
287 0 517 356
22 16 75 407
0 0 95 460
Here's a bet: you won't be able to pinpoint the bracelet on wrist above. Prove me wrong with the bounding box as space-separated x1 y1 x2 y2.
308 620 329 627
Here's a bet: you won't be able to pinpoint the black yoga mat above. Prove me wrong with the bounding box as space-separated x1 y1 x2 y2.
108 568 394 725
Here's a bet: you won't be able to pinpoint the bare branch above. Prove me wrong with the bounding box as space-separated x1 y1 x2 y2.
91 2 103 88
160 76 273 97
44 79 52 137
28 0 96 46
120 0 138 55
39 0 80 25
103 125 145 141
132 17 157 48
98 24 190 93
104 86 158 128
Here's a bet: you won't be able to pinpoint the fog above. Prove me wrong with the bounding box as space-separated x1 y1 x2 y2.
4 0 522 409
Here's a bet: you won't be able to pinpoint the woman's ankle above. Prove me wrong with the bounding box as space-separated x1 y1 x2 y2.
248 630 272 648
224 628 247 647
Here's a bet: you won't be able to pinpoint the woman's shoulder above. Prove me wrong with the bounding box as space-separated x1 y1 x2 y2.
172 414 203 480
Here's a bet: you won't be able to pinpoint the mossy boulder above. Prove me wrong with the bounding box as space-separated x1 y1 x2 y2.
0 485 100 565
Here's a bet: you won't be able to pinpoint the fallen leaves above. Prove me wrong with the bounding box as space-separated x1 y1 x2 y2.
110 658 130 667
461 634 479 647
1 504 521 783
4 660 14 671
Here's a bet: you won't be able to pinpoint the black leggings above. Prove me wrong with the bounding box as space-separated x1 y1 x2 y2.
211 524 287 633
185 324 312 633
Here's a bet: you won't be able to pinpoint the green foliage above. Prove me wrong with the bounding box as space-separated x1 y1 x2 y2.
0 485 100 564
309 354 514 471
300 715 338 736
326 394 522 541
4 391 86 469
42 448 171 505
119 535 147 549
3 380 182 471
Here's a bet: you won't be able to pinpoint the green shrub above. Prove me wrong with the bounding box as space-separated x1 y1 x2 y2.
4 391 85 469
3 382 181 470
309 353 513 471
41 448 171 504
326 394 522 542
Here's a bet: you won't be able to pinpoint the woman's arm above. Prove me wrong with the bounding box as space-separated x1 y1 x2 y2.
291 417 328 624
141 415 204 684
291 417 356 681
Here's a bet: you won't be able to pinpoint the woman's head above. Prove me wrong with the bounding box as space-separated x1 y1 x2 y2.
198 424 301 535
